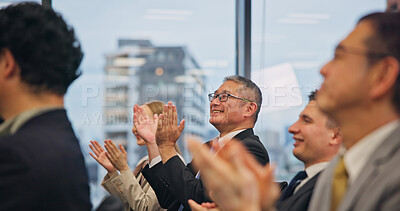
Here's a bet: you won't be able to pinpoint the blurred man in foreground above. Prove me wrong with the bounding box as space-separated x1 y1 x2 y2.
0 3 91 210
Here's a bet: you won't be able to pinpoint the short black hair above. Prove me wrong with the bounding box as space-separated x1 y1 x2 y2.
358 12 400 112
0 2 83 95
308 90 338 129
223 75 262 122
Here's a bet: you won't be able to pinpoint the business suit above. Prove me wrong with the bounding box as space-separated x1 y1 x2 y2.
276 172 321 211
142 128 269 211
308 125 400 211
0 110 91 211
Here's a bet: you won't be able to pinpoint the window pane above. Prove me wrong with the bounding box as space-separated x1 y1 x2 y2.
251 0 385 181
53 0 235 206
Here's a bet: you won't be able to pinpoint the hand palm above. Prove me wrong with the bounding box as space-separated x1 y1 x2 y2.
136 117 157 143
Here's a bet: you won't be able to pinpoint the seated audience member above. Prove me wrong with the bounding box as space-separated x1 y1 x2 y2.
141 76 270 210
309 12 400 211
276 90 341 211
89 101 182 211
187 12 400 211
0 2 91 210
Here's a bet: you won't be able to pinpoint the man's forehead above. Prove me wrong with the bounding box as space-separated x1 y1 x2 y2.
338 20 374 49
215 81 240 93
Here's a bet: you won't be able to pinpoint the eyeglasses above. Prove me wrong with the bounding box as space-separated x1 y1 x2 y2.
334 44 389 58
208 93 254 103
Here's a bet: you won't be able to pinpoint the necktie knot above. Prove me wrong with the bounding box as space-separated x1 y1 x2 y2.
291 170 307 182
279 170 307 201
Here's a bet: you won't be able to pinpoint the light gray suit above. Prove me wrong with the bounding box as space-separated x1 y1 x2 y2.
308 125 400 211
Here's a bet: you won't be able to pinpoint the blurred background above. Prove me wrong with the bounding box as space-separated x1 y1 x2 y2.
0 0 386 208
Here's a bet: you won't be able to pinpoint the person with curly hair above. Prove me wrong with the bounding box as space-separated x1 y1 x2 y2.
0 2 91 210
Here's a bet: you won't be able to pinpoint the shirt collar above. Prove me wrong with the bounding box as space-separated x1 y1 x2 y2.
304 162 330 179
218 129 246 148
0 106 64 138
343 119 400 185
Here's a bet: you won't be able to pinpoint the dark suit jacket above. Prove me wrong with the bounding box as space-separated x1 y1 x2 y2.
0 110 91 211
142 128 269 211
276 172 321 211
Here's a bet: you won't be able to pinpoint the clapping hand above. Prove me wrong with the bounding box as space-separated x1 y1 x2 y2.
156 101 185 148
104 140 130 172
89 140 116 174
133 104 158 144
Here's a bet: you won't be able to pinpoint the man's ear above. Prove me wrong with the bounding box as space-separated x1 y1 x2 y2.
369 56 399 99
329 127 342 146
244 102 257 118
0 49 18 79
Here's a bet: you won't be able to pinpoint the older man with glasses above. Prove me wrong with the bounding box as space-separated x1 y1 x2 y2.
139 75 270 211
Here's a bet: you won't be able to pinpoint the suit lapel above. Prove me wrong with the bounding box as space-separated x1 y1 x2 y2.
339 126 400 211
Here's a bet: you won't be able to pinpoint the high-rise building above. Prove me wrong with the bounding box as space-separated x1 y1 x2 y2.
103 39 207 166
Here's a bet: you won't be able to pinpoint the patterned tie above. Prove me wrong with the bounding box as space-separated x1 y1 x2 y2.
331 157 348 211
280 171 307 200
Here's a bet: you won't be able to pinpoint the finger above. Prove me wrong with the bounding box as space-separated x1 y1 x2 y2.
108 139 120 153
187 139 228 189
133 112 138 125
163 104 168 126
89 152 100 162
178 119 185 134
157 114 164 131
89 143 99 156
119 144 127 155
91 140 103 153
172 105 177 126
104 141 117 159
153 113 158 124
188 199 207 211
168 103 173 126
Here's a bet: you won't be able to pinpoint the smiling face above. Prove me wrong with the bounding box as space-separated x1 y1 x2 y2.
288 100 338 167
209 81 251 135
317 20 375 118
132 104 153 146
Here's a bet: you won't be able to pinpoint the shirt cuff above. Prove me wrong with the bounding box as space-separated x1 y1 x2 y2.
149 155 161 168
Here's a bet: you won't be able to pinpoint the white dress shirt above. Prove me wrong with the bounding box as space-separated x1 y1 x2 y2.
294 162 329 193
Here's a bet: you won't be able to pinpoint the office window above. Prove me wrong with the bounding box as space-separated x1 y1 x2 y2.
53 0 235 206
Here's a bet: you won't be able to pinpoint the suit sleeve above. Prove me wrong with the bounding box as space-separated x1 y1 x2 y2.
142 161 178 209
104 170 163 211
161 155 211 211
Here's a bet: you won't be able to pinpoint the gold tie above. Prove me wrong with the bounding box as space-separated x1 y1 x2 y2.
331 156 348 211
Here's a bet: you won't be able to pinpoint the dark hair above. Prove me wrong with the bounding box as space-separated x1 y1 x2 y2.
0 2 83 95
358 12 400 112
223 75 262 122
309 90 338 129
